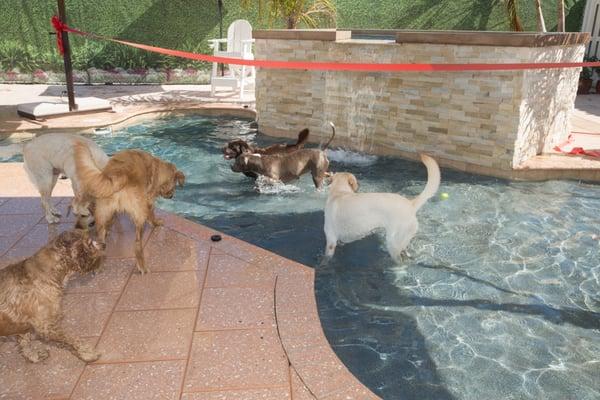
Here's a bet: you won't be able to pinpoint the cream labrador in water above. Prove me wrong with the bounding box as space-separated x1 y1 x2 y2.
324 154 440 261
0 133 108 223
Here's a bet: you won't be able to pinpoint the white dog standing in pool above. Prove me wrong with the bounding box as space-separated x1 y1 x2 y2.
0 133 108 223
323 154 440 261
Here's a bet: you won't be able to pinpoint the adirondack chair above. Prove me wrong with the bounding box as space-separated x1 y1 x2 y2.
208 19 255 100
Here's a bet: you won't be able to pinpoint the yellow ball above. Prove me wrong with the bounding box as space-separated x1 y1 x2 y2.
440 192 449 200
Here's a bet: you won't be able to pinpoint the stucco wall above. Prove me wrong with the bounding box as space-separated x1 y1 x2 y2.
254 31 586 176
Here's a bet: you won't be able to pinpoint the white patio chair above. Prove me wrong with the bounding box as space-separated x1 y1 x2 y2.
208 19 255 101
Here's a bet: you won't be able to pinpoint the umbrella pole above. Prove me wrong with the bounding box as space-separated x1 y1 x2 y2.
218 0 225 76
57 0 77 111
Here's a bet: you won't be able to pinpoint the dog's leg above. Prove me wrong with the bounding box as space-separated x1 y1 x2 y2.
148 204 163 227
24 161 61 222
312 174 324 191
17 332 49 363
94 202 113 244
325 241 337 258
311 161 327 190
40 191 61 224
324 230 337 258
34 323 100 362
39 172 61 223
133 222 148 274
387 223 418 263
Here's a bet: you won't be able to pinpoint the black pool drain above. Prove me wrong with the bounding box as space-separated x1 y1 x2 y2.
210 234 222 242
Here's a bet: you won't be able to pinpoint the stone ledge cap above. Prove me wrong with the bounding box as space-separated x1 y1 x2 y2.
253 29 351 41
395 30 590 47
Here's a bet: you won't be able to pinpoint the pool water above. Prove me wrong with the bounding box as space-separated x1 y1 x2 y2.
3 115 600 399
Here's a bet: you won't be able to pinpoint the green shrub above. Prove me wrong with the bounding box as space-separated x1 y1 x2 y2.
0 41 40 72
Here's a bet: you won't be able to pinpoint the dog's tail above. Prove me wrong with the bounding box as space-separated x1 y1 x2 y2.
74 142 125 198
321 122 336 151
0 143 25 159
295 128 309 147
412 154 440 211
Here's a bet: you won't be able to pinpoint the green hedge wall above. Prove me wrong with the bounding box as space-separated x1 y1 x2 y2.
0 0 587 72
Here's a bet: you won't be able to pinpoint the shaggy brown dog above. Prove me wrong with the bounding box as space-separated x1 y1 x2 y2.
0 230 104 363
75 145 185 274
222 128 309 160
231 123 335 189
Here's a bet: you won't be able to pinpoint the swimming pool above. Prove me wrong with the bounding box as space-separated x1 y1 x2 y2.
3 115 599 399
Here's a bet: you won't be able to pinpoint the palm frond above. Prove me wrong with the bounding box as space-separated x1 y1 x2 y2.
505 0 524 32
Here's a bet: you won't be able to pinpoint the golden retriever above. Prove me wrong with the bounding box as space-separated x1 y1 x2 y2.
74 144 185 274
324 154 440 261
0 229 104 363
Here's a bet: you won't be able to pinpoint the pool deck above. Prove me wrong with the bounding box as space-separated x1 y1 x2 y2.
0 167 379 400
515 95 600 180
0 84 257 137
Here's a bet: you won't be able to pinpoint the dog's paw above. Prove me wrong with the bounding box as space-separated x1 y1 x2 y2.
136 263 150 275
45 213 61 224
21 347 50 363
151 218 164 227
78 346 101 363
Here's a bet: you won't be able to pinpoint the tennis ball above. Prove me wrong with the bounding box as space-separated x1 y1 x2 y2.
440 192 449 200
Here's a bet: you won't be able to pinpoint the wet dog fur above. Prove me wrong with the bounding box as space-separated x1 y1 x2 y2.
231 123 335 188
0 230 104 363
74 144 185 274
223 128 309 160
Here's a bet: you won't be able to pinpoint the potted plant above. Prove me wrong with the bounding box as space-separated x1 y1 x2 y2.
578 62 593 95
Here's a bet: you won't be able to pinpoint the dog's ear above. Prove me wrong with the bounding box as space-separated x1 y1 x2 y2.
347 175 359 192
239 142 252 153
175 170 185 187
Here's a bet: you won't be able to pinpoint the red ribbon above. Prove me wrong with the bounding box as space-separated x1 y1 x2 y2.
51 15 66 55
553 134 600 158
50 17 600 72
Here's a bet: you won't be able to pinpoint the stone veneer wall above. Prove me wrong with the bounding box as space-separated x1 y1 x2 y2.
253 30 588 176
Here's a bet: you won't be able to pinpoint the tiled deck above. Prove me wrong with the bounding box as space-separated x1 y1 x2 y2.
0 171 378 399
515 95 600 180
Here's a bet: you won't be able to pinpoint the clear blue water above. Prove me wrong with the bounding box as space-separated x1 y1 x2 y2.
3 115 600 399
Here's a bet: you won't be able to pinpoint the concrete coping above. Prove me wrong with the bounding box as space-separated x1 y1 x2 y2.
253 29 590 47
253 29 351 41
395 30 590 47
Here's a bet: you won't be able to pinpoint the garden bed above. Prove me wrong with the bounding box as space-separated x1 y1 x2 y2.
0 67 210 85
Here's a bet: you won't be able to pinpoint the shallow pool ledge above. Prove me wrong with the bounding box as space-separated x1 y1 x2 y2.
253 29 591 180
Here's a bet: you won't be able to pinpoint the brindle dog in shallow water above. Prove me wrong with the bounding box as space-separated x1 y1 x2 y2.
0 230 104 363
223 128 310 178
231 123 335 189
